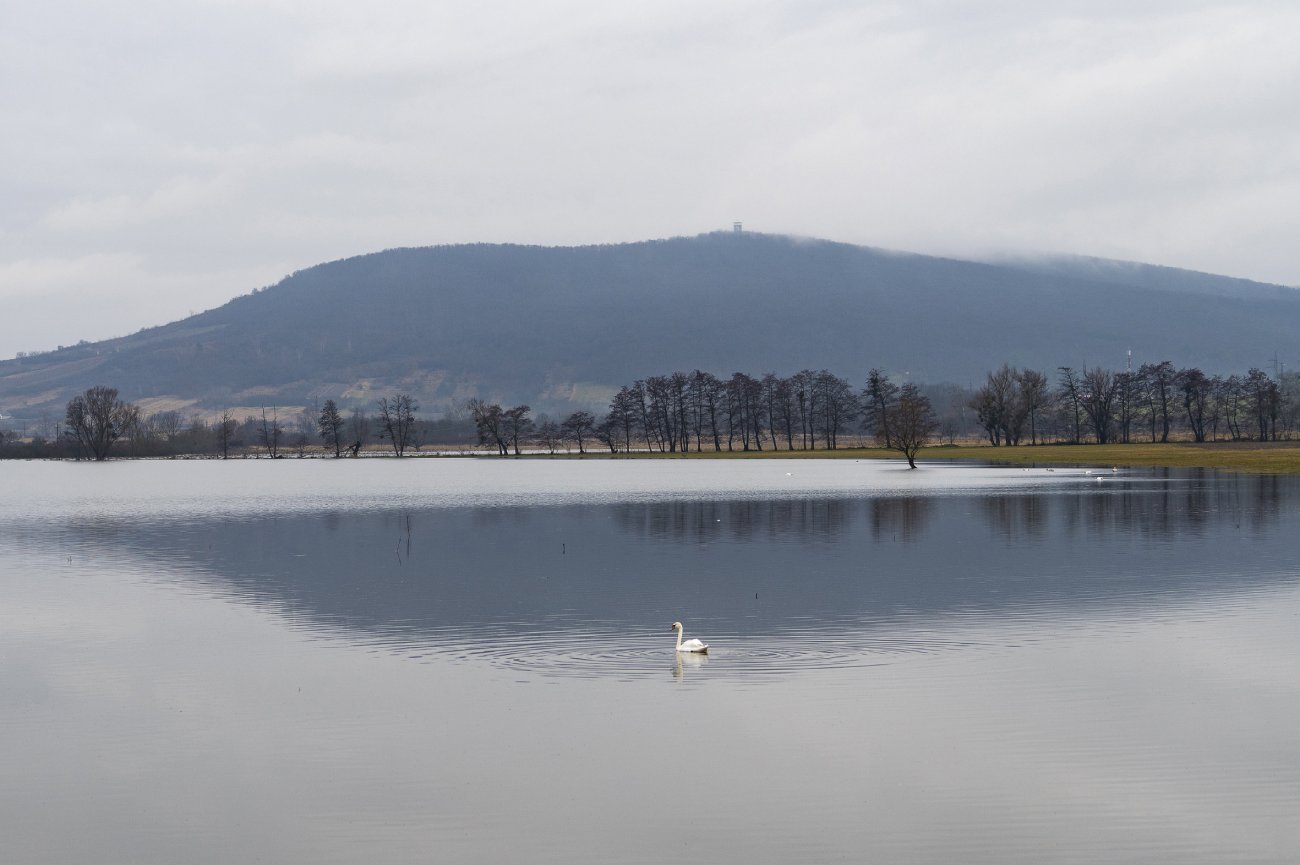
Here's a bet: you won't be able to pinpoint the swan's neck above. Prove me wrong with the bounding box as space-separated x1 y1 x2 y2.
675 628 683 650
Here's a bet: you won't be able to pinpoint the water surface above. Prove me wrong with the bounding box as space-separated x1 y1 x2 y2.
2 459 1297 863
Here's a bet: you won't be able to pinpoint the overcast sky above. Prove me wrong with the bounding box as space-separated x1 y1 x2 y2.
4 1 1298 358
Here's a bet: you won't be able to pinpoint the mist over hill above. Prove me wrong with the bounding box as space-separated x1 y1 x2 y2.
2 232 1298 422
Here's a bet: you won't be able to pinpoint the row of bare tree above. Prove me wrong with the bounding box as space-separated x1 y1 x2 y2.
463 369 938 466
24 359 1296 462
970 362 1283 446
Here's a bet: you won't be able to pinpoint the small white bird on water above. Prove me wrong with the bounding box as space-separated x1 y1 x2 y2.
671 621 709 653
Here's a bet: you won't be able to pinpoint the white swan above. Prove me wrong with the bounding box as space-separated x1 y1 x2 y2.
671 621 709 653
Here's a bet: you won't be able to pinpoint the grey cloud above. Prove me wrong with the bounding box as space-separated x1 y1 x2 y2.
3 1 1298 357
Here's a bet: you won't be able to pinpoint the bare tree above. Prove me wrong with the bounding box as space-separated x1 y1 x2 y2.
1080 366 1118 444
184 414 208 452
347 408 370 454
216 410 237 459
688 371 723 452
813 371 856 450
1217 375 1245 440
765 373 796 451
376 394 418 456
888 383 938 468
970 365 1027 446
468 399 509 455
606 386 640 453
1018 369 1049 446
1139 360 1176 442
150 410 183 444
560 411 595 454
535 417 563 454
258 407 284 457
1244 368 1280 441
64 385 136 461
594 415 621 453
501 405 533 455
318 399 345 457
1056 367 1084 443
863 368 900 447
725 372 766 451
790 370 817 450
1113 370 1138 444
644 375 678 452
1177 367 1212 442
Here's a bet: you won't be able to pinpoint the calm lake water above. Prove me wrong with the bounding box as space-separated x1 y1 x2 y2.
2 458 1298 864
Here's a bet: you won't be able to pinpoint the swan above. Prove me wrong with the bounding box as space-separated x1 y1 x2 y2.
671 621 709 653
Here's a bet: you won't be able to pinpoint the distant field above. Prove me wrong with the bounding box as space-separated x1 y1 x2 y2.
98 439 1300 474
592 441 1300 474
921 442 1300 474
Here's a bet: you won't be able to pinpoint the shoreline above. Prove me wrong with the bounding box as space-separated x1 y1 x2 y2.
25 440 1300 475
586 441 1300 474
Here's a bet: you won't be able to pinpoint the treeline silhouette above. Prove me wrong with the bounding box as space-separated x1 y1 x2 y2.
465 361 1300 456
6 358 1300 460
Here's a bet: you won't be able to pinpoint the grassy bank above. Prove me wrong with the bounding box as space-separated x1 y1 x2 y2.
603 441 1300 474
922 442 1300 474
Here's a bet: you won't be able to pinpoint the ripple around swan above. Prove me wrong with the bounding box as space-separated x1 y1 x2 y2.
352 624 996 680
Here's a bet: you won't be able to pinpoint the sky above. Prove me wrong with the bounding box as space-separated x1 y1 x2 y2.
4 0 1299 359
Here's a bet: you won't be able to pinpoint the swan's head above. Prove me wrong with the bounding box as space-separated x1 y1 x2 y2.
670 621 683 632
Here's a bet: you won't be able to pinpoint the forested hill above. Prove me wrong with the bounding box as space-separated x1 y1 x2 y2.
2 232 1298 420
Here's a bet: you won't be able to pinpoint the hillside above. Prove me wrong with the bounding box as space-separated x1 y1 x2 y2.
2 232 1298 422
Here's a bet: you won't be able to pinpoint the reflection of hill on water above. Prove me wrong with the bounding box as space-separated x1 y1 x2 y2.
79 473 1298 642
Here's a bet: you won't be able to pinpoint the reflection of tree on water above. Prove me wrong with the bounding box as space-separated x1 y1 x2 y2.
611 475 1287 548
868 497 934 543
612 498 856 544
979 470 1284 543
612 497 939 545
979 495 1051 543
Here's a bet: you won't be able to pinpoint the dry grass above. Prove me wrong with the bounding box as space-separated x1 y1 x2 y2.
919 442 1300 474
558 441 1300 474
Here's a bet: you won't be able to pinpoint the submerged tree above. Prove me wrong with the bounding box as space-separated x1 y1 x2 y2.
64 385 136 461
888 383 938 469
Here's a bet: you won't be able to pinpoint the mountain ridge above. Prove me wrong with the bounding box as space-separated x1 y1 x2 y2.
3 232 1297 422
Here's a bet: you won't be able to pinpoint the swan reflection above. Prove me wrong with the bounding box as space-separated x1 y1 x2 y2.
673 650 708 680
